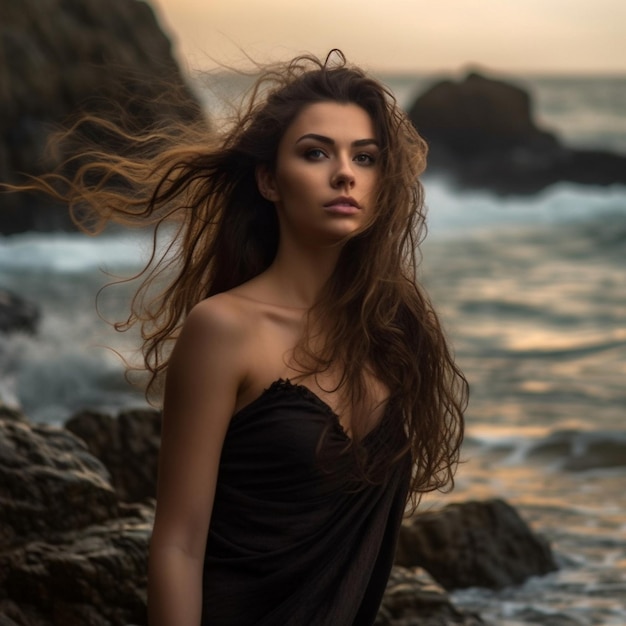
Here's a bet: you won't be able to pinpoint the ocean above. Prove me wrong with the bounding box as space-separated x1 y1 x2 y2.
1 73 625 625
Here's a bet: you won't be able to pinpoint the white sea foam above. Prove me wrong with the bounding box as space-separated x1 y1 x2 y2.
423 176 626 239
0 231 151 274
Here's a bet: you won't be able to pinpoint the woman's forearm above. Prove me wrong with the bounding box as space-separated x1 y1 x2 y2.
148 544 204 626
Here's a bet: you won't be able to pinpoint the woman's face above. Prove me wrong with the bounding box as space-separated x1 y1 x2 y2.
258 101 380 247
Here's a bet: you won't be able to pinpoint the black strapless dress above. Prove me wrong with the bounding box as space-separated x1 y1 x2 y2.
201 379 410 626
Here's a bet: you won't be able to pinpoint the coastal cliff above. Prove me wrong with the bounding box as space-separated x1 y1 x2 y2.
0 0 202 234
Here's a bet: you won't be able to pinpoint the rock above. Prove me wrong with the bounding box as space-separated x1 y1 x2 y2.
375 567 486 625
0 0 203 234
564 436 626 471
511 607 584 626
66 407 161 503
0 404 27 423
408 71 626 194
396 498 557 590
0 505 152 626
0 288 40 334
409 72 556 155
0 412 152 625
0 416 118 549
527 429 626 472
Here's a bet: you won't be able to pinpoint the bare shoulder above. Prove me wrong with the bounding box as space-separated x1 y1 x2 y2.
167 292 259 390
183 292 252 342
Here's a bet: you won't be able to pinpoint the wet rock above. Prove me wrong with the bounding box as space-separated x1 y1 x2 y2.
0 416 118 548
0 412 152 625
408 71 626 194
0 0 203 234
0 404 27 422
564 437 626 471
396 498 557 590
66 407 161 503
410 71 555 154
0 505 152 626
0 289 40 334
512 607 584 626
375 567 485 625
528 429 626 472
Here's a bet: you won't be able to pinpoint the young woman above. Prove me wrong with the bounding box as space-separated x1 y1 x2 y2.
34 51 467 625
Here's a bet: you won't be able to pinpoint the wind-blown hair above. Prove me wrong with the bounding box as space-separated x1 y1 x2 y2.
30 50 467 509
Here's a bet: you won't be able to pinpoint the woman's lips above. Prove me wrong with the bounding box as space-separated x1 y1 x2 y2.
323 197 360 215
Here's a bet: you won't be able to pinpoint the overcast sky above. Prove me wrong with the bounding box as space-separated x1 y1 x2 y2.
151 0 626 75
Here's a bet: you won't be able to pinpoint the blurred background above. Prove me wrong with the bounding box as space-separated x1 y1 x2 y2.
1 1 625 624
151 0 626 75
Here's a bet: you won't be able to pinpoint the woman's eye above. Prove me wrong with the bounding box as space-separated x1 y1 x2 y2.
354 153 376 165
305 148 326 160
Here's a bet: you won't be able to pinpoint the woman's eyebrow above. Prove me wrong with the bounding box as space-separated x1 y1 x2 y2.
295 133 379 147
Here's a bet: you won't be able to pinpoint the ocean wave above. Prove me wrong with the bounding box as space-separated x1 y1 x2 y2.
0 231 151 274
480 335 626 360
0 329 145 423
423 177 626 239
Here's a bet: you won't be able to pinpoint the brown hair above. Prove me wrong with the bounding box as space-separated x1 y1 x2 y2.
27 51 467 509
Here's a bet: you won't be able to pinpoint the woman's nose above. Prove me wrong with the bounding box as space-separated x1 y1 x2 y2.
331 157 355 188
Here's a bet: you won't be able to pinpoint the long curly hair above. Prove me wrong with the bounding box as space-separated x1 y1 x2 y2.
28 50 467 509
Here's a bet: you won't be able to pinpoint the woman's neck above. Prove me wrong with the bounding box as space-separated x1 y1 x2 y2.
265 239 341 308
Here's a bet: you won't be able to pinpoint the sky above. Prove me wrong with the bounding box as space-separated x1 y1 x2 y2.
150 0 626 76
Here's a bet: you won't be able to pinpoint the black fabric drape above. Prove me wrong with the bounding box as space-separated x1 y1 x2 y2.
202 379 410 626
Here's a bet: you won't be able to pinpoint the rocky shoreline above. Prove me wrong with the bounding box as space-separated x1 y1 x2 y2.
0 405 558 625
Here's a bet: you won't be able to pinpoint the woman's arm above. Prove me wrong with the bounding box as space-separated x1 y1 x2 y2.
148 297 247 626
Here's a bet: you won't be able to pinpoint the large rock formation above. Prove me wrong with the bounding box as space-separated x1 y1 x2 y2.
66 407 162 503
0 0 202 234
409 72 626 194
396 498 558 590
0 408 152 625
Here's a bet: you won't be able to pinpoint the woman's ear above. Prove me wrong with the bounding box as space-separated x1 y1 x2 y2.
255 165 279 202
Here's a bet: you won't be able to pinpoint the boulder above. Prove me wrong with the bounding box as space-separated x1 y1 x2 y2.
0 504 152 626
409 72 557 155
66 407 161 503
0 411 151 625
376 566 485 625
0 404 27 423
0 417 118 548
408 72 626 194
0 288 40 334
527 429 626 472
0 0 203 234
396 498 557 590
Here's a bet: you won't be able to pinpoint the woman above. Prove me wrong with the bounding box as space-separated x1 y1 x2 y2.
35 51 467 624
